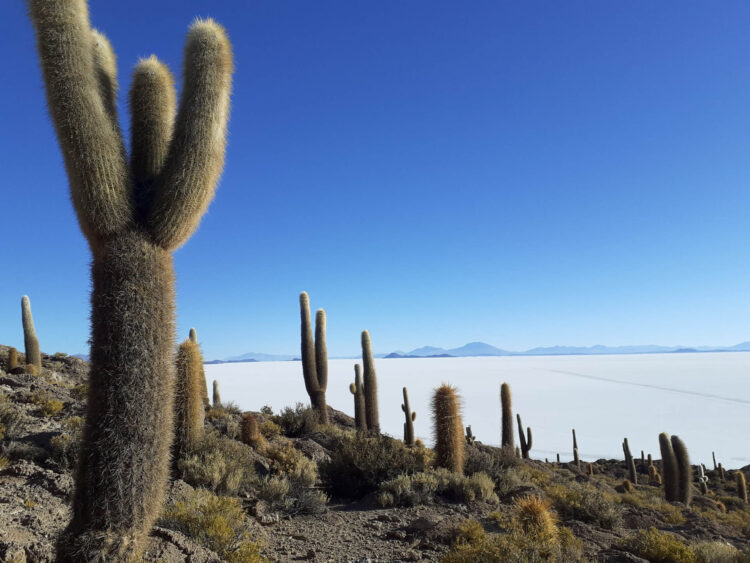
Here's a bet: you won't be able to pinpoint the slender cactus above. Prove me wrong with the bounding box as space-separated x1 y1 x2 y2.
572 429 580 467
465 425 475 445
712 451 717 471
299 293 329 424
401 387 417 446
349 364 367 431
556 453 560 464
432 384 464 474
659 432 678 502
213 380 222 407
174 340 204 461
670 435 692 506
623 438 637 485
697 465 709 495
189 328 209 407
737 472 748 503
27 1 233 557
21 296 42 371
719 463 726 482
361 330 380 433
516 413 532 459
500 382 513 449
240 413 265 448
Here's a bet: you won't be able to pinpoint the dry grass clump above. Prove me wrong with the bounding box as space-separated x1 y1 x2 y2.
259 420 281 439
617 527 696 563
691 541 745 563
49 416 84 468
262 439 317 486
543 480 622 529
30 391 63 417
320 433 433 499
177 431 258 495
617 487 686 525
441 500 582 562
159 488 267 563
272 403 321 437
0 394 23 440
69 383 89 401
257 474 328 516
377 469 498 507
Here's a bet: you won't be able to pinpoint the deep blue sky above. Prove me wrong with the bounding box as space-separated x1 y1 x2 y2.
2 1 750 360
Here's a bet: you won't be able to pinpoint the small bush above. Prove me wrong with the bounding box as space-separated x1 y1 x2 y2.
260 405 273 416
378 469 497 507
159 489 267 562
545 481 622 529
262 439 317 486
50 416 84 468
70 383 89 401
272 403 320 437
257 475 328 516
321 434 433 499
177 431 258 495
618 527 697 563
691 541 741 563
259 420 281 439
0 395 23 439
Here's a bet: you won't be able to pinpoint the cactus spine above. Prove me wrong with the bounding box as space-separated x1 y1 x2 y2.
189 328 209 407
349 364 367 431
213 380 222 407
623 438 637 485
21 296 42 371
174 340 204 460
401 387 416 446
659 432 679 502
7 348 18 371
299 293 329 424
500 382 513 449
28 1 233 557
516 413 532 459
670 435 692 506
361 330 380 433
737 471 748 503
432 384 464 474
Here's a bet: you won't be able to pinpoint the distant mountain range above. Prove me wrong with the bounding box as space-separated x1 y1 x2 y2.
205 340 750 363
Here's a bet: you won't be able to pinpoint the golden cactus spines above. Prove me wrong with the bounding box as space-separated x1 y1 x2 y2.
174 340 205 460
187 328 209 407
432 384 464 474
27 2 233 559
21 296 42 371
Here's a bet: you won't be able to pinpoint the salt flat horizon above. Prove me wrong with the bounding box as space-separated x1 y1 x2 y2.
205 352 750 470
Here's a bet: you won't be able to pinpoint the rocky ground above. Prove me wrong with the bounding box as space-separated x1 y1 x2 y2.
1 346 749 562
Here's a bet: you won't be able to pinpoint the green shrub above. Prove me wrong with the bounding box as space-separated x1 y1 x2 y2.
378 469 498 507
272 403 320 437
259 420 281 439
257 475 328 516
320 434 433 499
691 541 742 563
618 527 697 563
544 481 622 529
159 489 267 562
262 439 317 486
177 431 258 495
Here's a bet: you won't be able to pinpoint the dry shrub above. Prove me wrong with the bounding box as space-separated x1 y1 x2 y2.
272 403 320 437
50 416 84 468
177 431 257 495
544 480 622 529
159 488 267 562
321 433 433 499
0 394 23 439
691 541 742 563
259 420 281 439
378 469 498 507
618 527 696 563
262 439 317 486
258 475 328 516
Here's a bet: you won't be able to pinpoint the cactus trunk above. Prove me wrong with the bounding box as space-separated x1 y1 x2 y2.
349 364 367 432
174 339 205 461
21 296 42 371
213 380 221 407
623 438 637 485
401 387 416 447
362 330 380 433
670 435 692 506
500 382 513 449
432 384 464 474
516 413 532 459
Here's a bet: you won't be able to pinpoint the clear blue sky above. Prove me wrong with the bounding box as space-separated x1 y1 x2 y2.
2 1 750 360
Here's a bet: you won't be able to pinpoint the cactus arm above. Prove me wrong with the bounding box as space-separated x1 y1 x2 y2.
147 19 233 250
91 29 119 125
299 293 319 395
315 309 328 392
27 0 132 244
412 411 417 421
129 56 176 221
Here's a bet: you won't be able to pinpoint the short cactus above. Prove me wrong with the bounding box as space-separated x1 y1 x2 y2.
174 340 205 460
401 387 416 447
718 462 726 481
361 330 380 433
712 451 717 471
21 296 42 372
736 471 748 503
213 380 222 407
432 384 464 474
465 425 475 445
299 293 329 424
697 465 709 495
516 413 532 459
7 348 18 371
623 438 637 485
240 413 265 448
500 382 513 448
349 364 367 432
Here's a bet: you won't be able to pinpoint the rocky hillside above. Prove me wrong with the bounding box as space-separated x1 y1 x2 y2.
1 346 749 562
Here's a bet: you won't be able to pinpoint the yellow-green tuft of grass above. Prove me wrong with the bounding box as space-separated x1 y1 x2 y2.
618 527 697 563
159 489 267 562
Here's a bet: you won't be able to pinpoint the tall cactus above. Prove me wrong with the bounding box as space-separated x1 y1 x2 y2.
27 3 234 557
174 340 205 461
361 330 380 433
500 382 513 449
401 387 416 446
349 364 367 431
213 380 222 407
299 293 329 424
736 471 748 503
659 432 678 502
573 429 580 467
623 438 637 485
432 384 464 474
671 435 692 506
189 328 210 407
21 296 42 371
516 413 532 459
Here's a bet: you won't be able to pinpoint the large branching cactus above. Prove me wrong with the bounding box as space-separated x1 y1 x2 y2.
516 413 532 459
27 2 233 559
21 296 42 371
299 292 329 424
